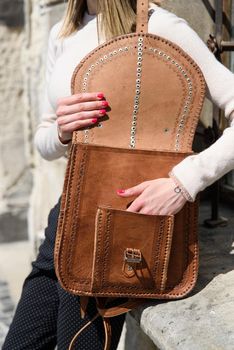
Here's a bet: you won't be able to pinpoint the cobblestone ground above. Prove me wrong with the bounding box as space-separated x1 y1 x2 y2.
0 280 14 348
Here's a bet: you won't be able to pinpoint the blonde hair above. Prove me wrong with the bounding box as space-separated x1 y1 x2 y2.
59 0 162 40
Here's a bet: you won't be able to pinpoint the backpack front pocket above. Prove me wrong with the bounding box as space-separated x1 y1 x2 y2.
91 206 174 298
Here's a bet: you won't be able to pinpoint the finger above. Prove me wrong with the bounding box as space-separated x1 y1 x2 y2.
58 118 98 133
138 207 155 215
57 110 106 126
117 181 150 197
126 198 144 213
56 101 109 117
57 92 105 107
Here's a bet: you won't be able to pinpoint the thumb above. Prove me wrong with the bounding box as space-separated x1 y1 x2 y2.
116 181 150 197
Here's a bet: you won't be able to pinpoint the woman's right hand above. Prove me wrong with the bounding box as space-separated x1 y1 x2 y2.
56 92 108 143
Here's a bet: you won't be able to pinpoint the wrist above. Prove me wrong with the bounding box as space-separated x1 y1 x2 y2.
57 125 72 145
169 171 193 202
58 133 72 145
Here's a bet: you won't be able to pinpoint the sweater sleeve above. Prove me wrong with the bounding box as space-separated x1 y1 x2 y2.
149 7 234 201
34 22 71 161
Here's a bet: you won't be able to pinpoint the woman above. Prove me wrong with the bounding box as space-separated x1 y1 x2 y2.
3 0 234 349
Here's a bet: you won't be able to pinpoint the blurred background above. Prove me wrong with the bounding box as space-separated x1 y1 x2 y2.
0 0 234 348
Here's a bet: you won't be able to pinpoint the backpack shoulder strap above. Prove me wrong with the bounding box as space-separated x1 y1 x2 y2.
136 0 149 33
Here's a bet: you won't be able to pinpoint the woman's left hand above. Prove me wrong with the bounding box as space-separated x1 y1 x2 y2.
117 178 187 215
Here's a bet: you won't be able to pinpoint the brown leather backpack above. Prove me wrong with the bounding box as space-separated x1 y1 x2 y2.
54 1 206 348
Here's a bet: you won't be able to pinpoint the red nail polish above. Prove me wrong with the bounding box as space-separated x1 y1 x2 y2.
117 189 125 194
99 109 106 115
92 118 98 123
97 93 104 99
102 101 109 107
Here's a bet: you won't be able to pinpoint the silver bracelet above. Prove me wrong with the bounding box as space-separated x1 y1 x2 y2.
174 186 182 194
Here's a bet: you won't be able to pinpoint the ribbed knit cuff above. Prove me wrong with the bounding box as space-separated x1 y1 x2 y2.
169 170 194 202
169 154 204 202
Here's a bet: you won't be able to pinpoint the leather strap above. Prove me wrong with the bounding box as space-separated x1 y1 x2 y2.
103 318 112 350
68 314 112 350
136 0 149 33
96 298 146 318
80 296 89 319
68 313 100 350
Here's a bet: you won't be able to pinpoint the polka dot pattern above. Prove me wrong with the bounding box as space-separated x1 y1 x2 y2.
3 199 125 349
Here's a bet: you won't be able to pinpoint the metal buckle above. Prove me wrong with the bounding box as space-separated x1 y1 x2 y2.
124 248 142 264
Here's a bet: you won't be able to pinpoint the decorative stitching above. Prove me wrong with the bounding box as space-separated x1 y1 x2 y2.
160 216 174 291
71 32 206 153
150 217 164 285
91 208 104 290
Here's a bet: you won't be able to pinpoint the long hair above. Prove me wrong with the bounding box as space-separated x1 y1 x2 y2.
59 0 162 41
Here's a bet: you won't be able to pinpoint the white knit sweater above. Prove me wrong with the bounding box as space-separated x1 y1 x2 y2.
34 3 234 201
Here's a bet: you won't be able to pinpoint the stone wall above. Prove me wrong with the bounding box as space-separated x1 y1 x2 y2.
0 0 66 244
0 1 28 242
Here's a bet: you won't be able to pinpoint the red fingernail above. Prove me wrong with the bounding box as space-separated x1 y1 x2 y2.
97 93 104 99
117 189 125 194
92 118 98 123
99 109 106 115
102 101 109 107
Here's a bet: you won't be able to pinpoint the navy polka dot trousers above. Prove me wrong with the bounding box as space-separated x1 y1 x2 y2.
3 199 125 350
